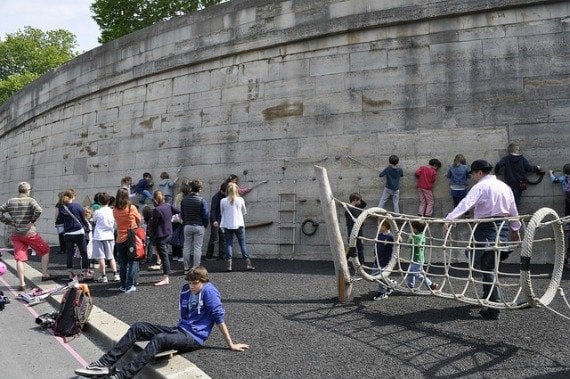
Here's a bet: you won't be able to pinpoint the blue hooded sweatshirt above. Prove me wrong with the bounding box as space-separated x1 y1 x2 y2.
178 282 225 345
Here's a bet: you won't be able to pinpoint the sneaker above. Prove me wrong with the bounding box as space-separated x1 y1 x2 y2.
429 283 440 291
86 360 109 371
97 275 108 283
118 287 126 292
148 264 162 271
245 259 255 271
124 286 137 294
112 273 121 282
373 293 388 301
386 287 394 296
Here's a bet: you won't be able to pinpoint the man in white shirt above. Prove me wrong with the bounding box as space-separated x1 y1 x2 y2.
445 160 521 320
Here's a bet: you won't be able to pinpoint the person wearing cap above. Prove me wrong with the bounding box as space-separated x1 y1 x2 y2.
494 143 541 209
0 182 51 290
83 266 249 379
444 160 521 320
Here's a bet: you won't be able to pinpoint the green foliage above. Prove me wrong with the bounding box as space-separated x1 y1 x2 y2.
0 27 78 105
91 0 224 44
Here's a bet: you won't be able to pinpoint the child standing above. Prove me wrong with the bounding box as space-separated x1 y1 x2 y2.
378 155 404 214
373 222 394 300
134 172 154 205
92 193 119 283
406 220 439 291
549 164 570 268
415 158 442 217
344 193 367 264
446 154 470 207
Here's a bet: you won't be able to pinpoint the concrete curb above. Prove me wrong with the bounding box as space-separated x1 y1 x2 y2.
1 253 210 379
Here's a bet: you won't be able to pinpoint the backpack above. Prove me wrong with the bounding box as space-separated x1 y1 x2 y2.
53 284 93 339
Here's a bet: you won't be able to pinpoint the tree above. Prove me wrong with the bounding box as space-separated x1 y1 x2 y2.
91 0 224 44
0 27 78 105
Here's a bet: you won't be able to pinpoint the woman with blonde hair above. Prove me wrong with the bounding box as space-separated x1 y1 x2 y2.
220 182 254 272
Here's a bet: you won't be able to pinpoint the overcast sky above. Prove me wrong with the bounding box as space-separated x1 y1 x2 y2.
0 0 100 53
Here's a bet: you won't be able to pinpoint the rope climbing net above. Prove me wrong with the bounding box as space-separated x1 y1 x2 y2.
314 165 569 319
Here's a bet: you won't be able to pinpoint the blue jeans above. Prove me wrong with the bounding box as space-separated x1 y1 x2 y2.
98 321 200 379
117 241 138 290
138 190 153 204
378 188 400 214
406 262 433 289
223 227 250 260
183 225 205 270
472 221 509 316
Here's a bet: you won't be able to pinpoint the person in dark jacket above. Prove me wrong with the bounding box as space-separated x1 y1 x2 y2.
180 179 209 273
344 192 367 264
206 181 228 260
149 190 179 286
83 266 249 379
494 143 541 208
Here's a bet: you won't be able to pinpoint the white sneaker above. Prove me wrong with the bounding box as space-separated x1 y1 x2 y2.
112 273 120 282
124 286 136 294
97 276 108 283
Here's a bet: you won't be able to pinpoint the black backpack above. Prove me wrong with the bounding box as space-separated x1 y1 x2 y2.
53 285 93 339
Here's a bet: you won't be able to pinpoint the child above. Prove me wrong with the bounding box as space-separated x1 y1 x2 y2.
134 172 154 205
373 221 394 300
92 193 120 283
158 172 176 204
344 193 367 264
406 220 439 291
415 158 442 217
378 155 404 214
549 164 570 268
446 154 470 207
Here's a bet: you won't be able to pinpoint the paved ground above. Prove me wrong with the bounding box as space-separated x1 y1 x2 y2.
24 250 570 379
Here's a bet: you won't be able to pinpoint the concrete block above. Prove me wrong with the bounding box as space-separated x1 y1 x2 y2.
517 33 565 57
349 49 388 71
430 40 483 63
309 55 350 76
188 90 222 110
147 79 173 101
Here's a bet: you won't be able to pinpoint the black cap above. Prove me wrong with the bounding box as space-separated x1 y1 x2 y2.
469 159 493 174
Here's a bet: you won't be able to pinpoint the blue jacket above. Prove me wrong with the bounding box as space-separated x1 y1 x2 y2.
446 164 470 187
59 202 90 233
379 166 403 191
209 191 224 223
181 193 209 227
178 282 225 345
149 203 179 239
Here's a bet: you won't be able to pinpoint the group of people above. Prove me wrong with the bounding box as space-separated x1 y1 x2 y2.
347 143 569 320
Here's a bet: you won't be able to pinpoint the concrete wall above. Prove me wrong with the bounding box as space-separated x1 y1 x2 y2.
0 0 568 262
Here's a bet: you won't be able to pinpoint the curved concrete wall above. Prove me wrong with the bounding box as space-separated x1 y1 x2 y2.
0 0 568 261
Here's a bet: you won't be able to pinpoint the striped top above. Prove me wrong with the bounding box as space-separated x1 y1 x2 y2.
0 194 43 236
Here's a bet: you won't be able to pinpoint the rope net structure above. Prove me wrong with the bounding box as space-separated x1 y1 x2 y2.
314 165 569 319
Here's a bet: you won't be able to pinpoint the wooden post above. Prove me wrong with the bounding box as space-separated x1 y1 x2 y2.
314 165 352 303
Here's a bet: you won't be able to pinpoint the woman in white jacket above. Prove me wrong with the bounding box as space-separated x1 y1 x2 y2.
220 182 254 272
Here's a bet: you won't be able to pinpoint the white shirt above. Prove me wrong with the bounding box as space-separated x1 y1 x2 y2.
446 174 521 231
220 197 247 229
93 206 116 240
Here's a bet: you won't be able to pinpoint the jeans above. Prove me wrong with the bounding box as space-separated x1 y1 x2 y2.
206 224 226 258
223 227 250 260
378 188 400 214
154 236 171 275
64 233 89 271
472 221 509 316
183 225 205 270
139 190 153 204
117 241 138 290
98 321 200 379
406 262 433 289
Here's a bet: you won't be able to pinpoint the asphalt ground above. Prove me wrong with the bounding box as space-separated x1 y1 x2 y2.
22 249 570 379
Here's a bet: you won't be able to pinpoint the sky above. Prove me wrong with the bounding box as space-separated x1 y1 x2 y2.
0 0 100 53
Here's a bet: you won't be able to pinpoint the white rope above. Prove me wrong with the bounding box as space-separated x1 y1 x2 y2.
331 197 569 317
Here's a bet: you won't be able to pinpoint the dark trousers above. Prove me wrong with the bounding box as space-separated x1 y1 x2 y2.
206 224 226 258
154 236 171 275
99 321 200 379
64 233 89 271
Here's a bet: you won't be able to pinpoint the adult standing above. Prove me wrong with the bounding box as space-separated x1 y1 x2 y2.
0 182 51 291
149 190 179 286
58 189 92 280
494 143 541 208
181 179 209 273
113 188 142 294
205 181 227 260
220 182 254 272
445 160 521 320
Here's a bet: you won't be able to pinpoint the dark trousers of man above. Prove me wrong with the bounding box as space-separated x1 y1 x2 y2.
98 321 200 379
206 224 225 259
473 221 509 317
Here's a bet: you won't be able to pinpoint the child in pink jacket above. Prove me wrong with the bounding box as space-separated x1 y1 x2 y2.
415 159 442 217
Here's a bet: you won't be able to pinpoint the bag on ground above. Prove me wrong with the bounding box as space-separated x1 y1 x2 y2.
53 284 93 338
